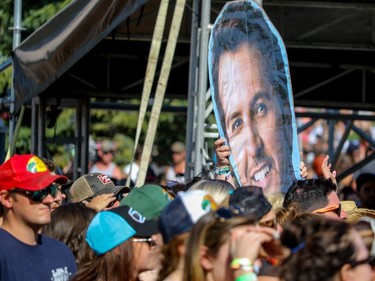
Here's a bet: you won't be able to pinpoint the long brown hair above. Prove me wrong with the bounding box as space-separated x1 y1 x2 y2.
43 203 97 269
157 232 189 281
71 240 135 281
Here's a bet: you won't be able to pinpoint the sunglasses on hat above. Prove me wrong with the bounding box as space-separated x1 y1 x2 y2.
12 184 59 203
312 204 341 217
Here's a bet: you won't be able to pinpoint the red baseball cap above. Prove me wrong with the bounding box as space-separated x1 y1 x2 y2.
0 154 68 191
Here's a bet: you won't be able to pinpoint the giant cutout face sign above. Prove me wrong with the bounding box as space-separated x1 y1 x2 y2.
209 0 301 194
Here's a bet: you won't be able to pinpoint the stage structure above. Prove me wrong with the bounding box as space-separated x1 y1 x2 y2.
6 0 375 183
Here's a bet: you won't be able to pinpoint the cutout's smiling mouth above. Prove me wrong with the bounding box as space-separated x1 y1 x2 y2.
253 164 270 182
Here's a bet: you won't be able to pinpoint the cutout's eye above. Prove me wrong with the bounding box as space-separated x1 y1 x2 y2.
232 119 243 131
254 103 267 118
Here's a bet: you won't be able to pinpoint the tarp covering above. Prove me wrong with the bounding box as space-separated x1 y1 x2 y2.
13 0 149 112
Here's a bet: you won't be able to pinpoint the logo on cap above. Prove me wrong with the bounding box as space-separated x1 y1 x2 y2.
128 207 146 224
97 174 111 185
27 156 47 173
202 194 217 211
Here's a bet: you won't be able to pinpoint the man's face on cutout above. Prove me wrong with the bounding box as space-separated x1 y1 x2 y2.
217 43 291 194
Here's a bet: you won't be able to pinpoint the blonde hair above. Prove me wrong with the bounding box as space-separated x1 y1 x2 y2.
183 211 255 281
189 179 234 205
266 192 285 212
276 203 322 229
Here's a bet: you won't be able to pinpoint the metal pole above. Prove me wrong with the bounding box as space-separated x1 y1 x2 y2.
185 0 199 181
328 118 335 160
37 96 46 156
31 98 38 154
331 120 353 170
0 120 7 163
81 98 90 175
193 0 210 175
9 0 23 148
74 105 82 179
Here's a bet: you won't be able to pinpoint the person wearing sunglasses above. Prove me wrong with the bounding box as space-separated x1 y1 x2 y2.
89 139 126 182
0 154 77 281
72 205 159 281
283 178 348 221
160 141 186 187
280 217 375 281
40 156 69 211
119 184 174 281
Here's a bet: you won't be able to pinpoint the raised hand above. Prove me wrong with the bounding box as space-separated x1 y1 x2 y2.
321 155 337 186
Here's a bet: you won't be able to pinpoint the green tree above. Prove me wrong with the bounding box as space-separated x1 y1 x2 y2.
1 0 189 172
0 0 71 56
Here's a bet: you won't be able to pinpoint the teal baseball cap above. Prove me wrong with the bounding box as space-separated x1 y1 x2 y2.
86 205 158 255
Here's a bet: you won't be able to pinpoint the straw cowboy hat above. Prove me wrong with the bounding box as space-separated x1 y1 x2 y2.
341 200 375 223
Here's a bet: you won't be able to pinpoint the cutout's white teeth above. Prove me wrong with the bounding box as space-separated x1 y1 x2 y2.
254 165 270 182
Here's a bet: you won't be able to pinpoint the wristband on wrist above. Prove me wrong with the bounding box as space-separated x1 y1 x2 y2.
235 272 258 281
230 258 253 271
214 165 230 175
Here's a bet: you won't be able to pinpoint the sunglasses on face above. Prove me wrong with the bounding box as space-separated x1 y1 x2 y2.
103 150 114 155
312 204 341 217
12 184 59 203
133 237 157 249
349 256 375 268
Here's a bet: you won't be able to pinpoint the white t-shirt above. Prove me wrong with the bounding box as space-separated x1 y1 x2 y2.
124 162 139 183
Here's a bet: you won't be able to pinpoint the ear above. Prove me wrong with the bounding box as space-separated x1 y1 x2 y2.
339 263 353 281
152 233 163 248
60 192 67 200
200 246 213 271
0 190 14 209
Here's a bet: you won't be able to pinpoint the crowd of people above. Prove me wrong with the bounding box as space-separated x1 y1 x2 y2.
1 146 375 281
298 109 375 205
86 139 186 188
